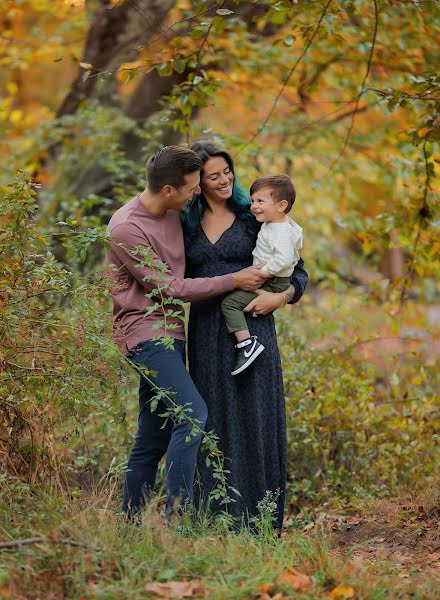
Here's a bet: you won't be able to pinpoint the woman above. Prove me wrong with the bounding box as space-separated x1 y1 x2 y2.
181 142 308 529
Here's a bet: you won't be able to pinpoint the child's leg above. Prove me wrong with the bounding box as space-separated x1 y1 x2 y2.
221 290 258 339
235 329 251 342
260 276 292 294
222 290 266 376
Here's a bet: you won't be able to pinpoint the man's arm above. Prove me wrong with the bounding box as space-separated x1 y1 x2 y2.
109 223 268 302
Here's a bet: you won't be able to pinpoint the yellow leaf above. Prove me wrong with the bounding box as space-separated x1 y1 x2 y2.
328 584 356 599
9 110 23 124
6 81 17 94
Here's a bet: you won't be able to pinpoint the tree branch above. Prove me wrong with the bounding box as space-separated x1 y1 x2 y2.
237 0 333 154
333 0 379 163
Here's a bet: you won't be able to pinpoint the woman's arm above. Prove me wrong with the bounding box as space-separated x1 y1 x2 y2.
243 257 308 315
289 257 308 304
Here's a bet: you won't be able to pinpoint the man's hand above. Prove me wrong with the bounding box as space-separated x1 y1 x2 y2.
244 289 286 315
232 264 271 291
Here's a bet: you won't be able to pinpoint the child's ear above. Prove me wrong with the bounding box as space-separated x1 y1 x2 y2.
278 199 288 212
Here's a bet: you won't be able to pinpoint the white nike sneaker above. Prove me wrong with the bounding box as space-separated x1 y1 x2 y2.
231 336 265 376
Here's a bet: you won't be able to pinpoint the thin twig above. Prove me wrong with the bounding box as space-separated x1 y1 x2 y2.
367 87 440 103
398 137 432 309
332 0 379 164
0 537 93 550
237 0 333 155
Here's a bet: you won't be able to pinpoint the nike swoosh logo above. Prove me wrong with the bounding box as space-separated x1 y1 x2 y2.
244 339 257 358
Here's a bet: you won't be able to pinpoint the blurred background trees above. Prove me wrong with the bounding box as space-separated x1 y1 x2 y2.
1 0 439 503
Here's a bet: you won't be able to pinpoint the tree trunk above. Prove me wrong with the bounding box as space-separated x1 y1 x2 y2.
56 0 177 117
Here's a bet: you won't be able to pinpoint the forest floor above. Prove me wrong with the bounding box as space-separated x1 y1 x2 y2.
303 496 440 595
1 479 439 600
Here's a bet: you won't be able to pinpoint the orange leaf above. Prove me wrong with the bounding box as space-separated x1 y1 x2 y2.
328 584 356 599
418 127 431 138
258 582 274 594
144 580 203 598
0 583 11 598
276 567 312 592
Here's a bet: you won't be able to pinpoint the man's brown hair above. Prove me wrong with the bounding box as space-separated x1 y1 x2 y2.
250 174 296 213
146 146 203 193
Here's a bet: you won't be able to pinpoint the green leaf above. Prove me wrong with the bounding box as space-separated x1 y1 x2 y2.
387 97 399 112
190 28 205 40
157 62 172 76
123 68 138 83
173 59 186 74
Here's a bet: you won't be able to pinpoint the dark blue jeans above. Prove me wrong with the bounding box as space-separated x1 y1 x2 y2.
122 339 208 519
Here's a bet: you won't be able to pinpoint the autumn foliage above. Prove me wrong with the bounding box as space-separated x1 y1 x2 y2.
0 1 439 598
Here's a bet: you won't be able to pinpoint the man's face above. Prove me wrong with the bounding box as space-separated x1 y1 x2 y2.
165 171 201 211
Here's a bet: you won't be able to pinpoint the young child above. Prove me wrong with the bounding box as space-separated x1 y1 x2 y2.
221 174 303 375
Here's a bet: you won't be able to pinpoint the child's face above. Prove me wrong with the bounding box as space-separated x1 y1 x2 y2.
250 187 287 223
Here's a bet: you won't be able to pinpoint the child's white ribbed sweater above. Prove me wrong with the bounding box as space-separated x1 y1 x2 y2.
252 217 303 277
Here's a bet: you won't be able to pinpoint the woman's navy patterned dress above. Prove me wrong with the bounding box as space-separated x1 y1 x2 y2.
185 216 307 529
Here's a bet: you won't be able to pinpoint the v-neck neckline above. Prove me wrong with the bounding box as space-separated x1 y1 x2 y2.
201 217 237 246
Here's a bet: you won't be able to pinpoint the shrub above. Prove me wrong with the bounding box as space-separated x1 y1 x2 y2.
0 173 130 482
278 312 440 505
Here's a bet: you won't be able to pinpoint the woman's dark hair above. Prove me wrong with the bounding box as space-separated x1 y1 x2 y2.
181 141 253 236
146 145 202 193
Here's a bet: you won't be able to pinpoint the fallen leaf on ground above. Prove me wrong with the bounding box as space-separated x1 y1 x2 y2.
258 582 274 599
144 580 203 598
276 567 312 592
328 584 356 599
427 553 440 562
390 552 412 564
303 522 315 532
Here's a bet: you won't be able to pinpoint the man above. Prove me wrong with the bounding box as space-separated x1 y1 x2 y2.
107 146 269 519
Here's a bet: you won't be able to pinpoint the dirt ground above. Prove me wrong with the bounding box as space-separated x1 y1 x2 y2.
309 500 440 591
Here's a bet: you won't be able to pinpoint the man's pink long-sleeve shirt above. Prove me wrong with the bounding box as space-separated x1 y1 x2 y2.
107 196 234 353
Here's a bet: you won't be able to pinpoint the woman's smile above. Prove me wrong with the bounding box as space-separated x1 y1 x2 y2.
217 184 232 195
201 156 234 202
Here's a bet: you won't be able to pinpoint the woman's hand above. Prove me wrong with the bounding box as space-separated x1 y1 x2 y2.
244 289 286 316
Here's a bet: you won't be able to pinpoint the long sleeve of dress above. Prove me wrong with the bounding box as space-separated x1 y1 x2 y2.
290 257 308 304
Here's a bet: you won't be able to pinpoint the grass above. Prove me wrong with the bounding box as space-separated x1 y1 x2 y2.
1 475 438 599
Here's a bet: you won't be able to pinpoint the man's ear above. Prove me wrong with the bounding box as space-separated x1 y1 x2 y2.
162 184 174 198
278 199 288 213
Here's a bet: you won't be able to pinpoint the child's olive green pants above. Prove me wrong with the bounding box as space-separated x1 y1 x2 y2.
221 276 291 333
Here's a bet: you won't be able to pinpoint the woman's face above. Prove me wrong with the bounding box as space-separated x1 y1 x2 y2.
201 156 234 203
